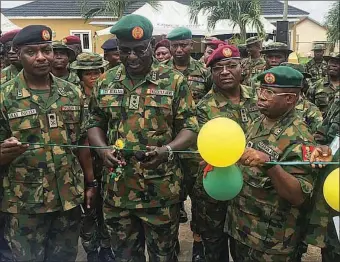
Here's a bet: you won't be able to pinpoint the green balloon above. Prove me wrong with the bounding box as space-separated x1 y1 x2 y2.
203 165 243 201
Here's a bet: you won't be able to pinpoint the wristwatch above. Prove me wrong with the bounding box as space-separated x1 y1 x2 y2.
86 179 98 188
165 145 174 162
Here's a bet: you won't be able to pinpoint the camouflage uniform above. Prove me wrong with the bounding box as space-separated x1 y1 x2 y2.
306 54 328 83
60 70 81 86
226 97 315 261
1 64 20 85
70 52 112 257
305 93 340 262
195 85 260 262
241 57 266 86
0 71 85 261
85 60 199 261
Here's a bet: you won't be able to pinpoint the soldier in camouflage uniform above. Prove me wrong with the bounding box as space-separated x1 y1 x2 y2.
281 62 323 134
304 82 340 262
52 41 80 86
306 44 328 83
195 45 260 262
0 29 22 85
226 66 316 261
70 53 114 262
0 25 96 261
199 38 226 66
199 36 219 64
166 27 212 261
101 38 121 70
62 35 83 62
241 36 266 86
261 42 293 70
307 52 340 117
85 15 199 262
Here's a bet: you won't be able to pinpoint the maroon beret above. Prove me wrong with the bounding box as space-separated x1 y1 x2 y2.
62 35 81 45
155 39 171 51
0 29 21 44
206 44 241 67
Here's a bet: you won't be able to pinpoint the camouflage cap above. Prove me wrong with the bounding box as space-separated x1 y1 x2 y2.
202 36 219 44
311 44 325 51
280 62 312 78
261 42 293 55
246 36 261 46
52 41 75 58
69 52 109 70
324 52 340 62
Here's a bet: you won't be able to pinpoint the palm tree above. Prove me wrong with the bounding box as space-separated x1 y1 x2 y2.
79 0 160 21
189 0 265 43
324 1 340 52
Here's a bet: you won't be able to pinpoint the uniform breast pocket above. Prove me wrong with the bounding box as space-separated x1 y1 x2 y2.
62 109 81 124
315 93 329 107
8 114 41 143
144 95 172 131
99 95 123 119
188 82 206 101
7 167 44 204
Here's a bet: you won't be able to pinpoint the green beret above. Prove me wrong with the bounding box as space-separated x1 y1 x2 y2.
257 66 303 88
110 14 153 41
324 52 340 62
311 44 325 51
261 42 293 55
280 62 311 78
167 27 192 41
70 52 108 70
52 41 75 58
246 36 261 46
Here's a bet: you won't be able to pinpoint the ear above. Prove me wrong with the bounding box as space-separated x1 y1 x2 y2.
286 93 298 104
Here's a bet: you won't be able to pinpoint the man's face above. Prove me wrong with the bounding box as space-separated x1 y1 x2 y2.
203 45 215 64
246 43 261 56
118 39 153 75
314 50 324 60
265 52 287 68
52 49 69 70
104 50 121 68
4 41 20 67
170 40 193 64
328 59 340 78
19 43 54 77
211 59 242 91
155 47 171 62
256 86 298 119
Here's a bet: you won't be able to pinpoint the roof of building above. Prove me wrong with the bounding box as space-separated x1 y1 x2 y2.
3 0 309 18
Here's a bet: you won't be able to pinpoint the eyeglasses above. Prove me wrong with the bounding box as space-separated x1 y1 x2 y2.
211 64 239 74
255 87 297 101
118 41 151 57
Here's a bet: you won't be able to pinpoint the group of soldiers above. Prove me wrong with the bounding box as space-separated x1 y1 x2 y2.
0 13 339 262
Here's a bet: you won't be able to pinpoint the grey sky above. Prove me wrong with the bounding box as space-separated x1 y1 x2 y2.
1 0 336 24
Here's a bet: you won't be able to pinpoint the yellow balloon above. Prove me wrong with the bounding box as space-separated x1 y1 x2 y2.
197 117 246 167
323 168 340 212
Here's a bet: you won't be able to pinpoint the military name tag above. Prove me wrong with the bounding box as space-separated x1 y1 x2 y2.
129 95 140 110
188 76 205 83
8 109 37 119
61 105 80 111
47 113 58 128
147 89 174 96
248 106 258 112
258 141 279 160
100 89 124 95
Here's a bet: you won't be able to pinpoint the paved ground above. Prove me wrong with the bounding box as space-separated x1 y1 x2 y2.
76 199 322 262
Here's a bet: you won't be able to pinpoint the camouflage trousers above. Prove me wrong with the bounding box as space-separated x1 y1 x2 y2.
80 182 111 253
229 238 301 262
3 206 81 262
103 202 180 262
0 212 11 261
192 171 229 262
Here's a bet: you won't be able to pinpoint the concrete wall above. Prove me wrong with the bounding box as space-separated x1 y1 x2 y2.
9 18 113 54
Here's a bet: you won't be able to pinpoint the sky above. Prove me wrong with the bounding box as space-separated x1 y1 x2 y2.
0 0 337 24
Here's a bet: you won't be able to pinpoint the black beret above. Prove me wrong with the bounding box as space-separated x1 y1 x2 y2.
13 25 52 47
101 38 118 51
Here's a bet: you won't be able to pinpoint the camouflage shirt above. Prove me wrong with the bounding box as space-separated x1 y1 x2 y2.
59 70 81 86
226 109 315 255
241 56 266 86
307 79 340 116
1 64 20 85
85 61 199 209
0 71 85 214
295 96 323 134
166 57 212 104
305 58 328 83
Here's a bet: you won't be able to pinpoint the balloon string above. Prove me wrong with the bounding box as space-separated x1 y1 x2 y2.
1 142 339 165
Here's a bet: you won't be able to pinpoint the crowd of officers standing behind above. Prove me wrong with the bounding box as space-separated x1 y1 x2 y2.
0 14 339 262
